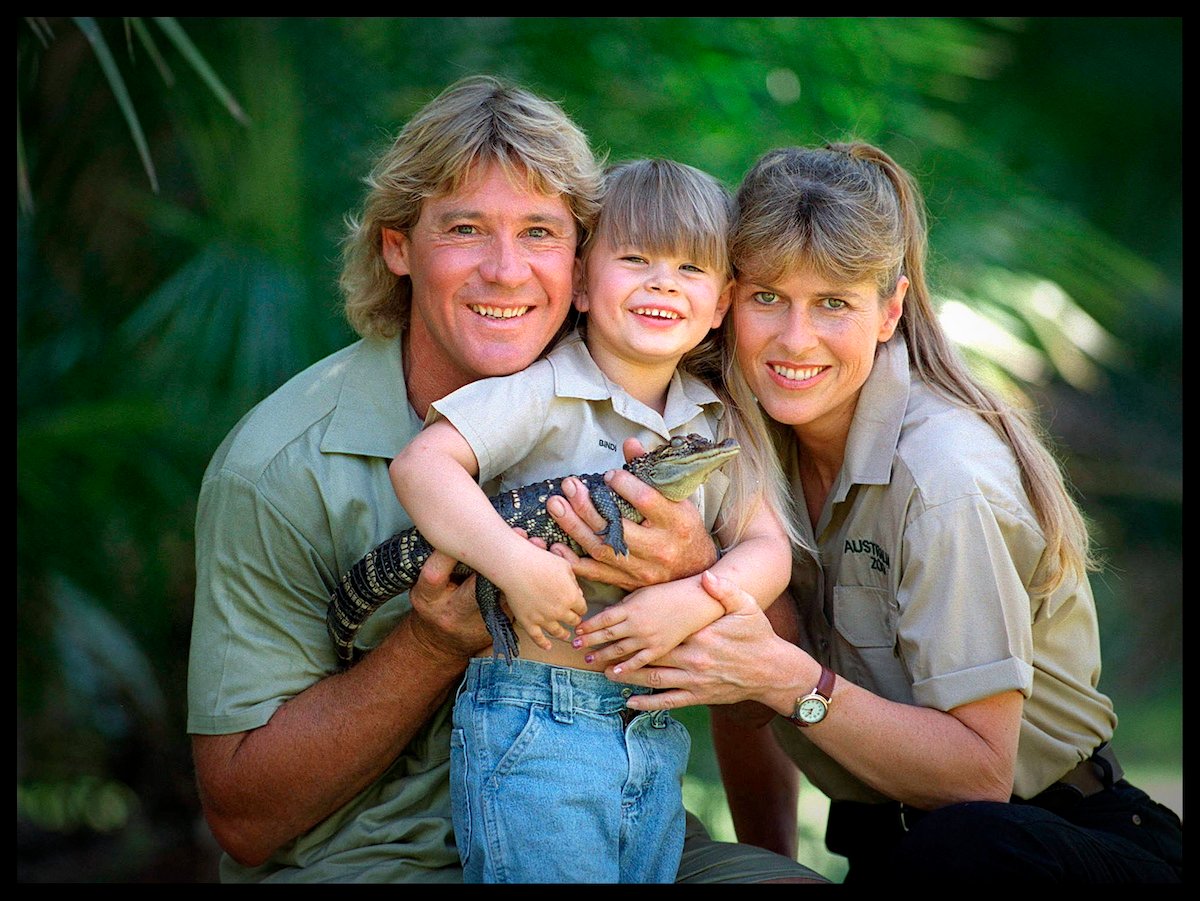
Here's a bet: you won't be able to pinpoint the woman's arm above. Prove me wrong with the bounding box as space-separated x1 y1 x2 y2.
617 572 1022 809
390 420 586 649
710 705 801 857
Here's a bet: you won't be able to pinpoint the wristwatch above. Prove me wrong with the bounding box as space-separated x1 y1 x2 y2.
788 665 836 727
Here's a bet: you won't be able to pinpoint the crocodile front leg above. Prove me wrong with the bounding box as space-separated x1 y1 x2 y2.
590 482 630 557
476 575 520 665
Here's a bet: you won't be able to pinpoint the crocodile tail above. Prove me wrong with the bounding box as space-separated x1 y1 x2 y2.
326 529 431 666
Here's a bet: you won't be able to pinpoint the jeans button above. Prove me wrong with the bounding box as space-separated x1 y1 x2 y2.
620 688 633 698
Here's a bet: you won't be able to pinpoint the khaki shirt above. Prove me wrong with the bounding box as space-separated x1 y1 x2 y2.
430 330 728 618
772 337 1116 802
188 336 463 882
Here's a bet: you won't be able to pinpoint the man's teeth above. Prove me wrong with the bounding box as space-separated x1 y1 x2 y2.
772 364 824 381
633 308 680 319
471 305 529 319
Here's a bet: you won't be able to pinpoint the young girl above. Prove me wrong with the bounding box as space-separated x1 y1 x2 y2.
389 159 799 883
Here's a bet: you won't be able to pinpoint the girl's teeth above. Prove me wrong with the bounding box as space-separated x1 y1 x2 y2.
633 308 680 319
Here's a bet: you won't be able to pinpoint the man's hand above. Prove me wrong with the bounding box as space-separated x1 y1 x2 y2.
406 549 493 661
546 438 718 591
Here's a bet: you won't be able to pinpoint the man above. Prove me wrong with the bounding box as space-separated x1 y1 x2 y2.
188 75 825 883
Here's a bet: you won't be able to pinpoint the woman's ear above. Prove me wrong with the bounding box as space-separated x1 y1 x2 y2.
878 275 908 341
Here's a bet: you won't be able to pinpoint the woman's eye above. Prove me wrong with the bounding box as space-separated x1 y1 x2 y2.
821 297 848 310
751 291 780 306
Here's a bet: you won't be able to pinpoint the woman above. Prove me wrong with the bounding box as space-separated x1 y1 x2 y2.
588 142 1183 882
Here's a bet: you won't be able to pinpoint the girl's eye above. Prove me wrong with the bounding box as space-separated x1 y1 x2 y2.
681 263 705 273
621 255 648 264
751 291 781 306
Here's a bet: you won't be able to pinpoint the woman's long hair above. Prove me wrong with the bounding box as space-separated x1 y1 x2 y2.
730 143 1095 594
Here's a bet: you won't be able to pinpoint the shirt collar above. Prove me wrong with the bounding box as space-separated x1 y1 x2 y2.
548 330 725 435
321 335 422 458
838 335 911 491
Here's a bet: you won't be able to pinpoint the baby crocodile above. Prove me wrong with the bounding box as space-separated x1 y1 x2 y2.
326 433 740 667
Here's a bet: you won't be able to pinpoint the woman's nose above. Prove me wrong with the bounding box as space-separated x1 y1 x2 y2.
779 307 818 352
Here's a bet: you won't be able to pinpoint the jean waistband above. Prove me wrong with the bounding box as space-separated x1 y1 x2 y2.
460 657 661 723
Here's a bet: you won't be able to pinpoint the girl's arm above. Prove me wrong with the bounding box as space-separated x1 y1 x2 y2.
390 419 587 650
572 497 791 671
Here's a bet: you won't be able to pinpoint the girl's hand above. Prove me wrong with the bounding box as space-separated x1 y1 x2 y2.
500 546 587 651
571 574 721 672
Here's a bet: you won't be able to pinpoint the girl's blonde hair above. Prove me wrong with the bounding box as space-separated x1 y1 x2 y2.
582 159 802 548
731 143 1094 594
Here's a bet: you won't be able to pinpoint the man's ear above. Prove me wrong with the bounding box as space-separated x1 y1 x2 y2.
381 228 410 277
710 281 735 329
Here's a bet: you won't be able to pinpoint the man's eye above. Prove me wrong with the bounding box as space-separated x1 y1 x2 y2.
452 225 478 235
526 227 549 238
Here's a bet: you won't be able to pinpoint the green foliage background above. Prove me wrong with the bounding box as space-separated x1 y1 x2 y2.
17 17 1181 882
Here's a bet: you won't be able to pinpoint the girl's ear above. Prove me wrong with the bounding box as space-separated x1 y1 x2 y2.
573 257 590 313
710 281 735 329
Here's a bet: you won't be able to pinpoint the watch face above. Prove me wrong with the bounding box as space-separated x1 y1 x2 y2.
796 697 827 724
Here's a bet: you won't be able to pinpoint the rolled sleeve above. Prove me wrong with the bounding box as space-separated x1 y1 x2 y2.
899 495 1038 711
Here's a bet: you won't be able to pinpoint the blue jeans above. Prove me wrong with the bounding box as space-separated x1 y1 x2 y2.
450 657 691 883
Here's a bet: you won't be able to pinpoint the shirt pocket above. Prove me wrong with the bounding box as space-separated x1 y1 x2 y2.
831 585 911 701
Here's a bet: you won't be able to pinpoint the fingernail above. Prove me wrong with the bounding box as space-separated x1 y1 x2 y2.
584 654 594 663
613 665 623 675
572 638 583 648
562 480 576 497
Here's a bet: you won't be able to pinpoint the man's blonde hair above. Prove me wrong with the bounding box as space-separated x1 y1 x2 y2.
341 75 603 338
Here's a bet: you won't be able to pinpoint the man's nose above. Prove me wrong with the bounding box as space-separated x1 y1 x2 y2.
479 235 531 286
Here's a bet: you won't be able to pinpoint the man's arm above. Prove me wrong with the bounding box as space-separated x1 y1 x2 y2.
546 438 719 590
192 551 489 867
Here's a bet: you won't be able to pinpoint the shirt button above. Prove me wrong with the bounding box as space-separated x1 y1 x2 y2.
1132 814 1143 826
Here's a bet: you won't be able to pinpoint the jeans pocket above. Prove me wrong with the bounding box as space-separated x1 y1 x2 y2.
449 727 472 868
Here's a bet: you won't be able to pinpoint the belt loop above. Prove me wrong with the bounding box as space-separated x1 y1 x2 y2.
650 710 668 729
550 667 574 724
